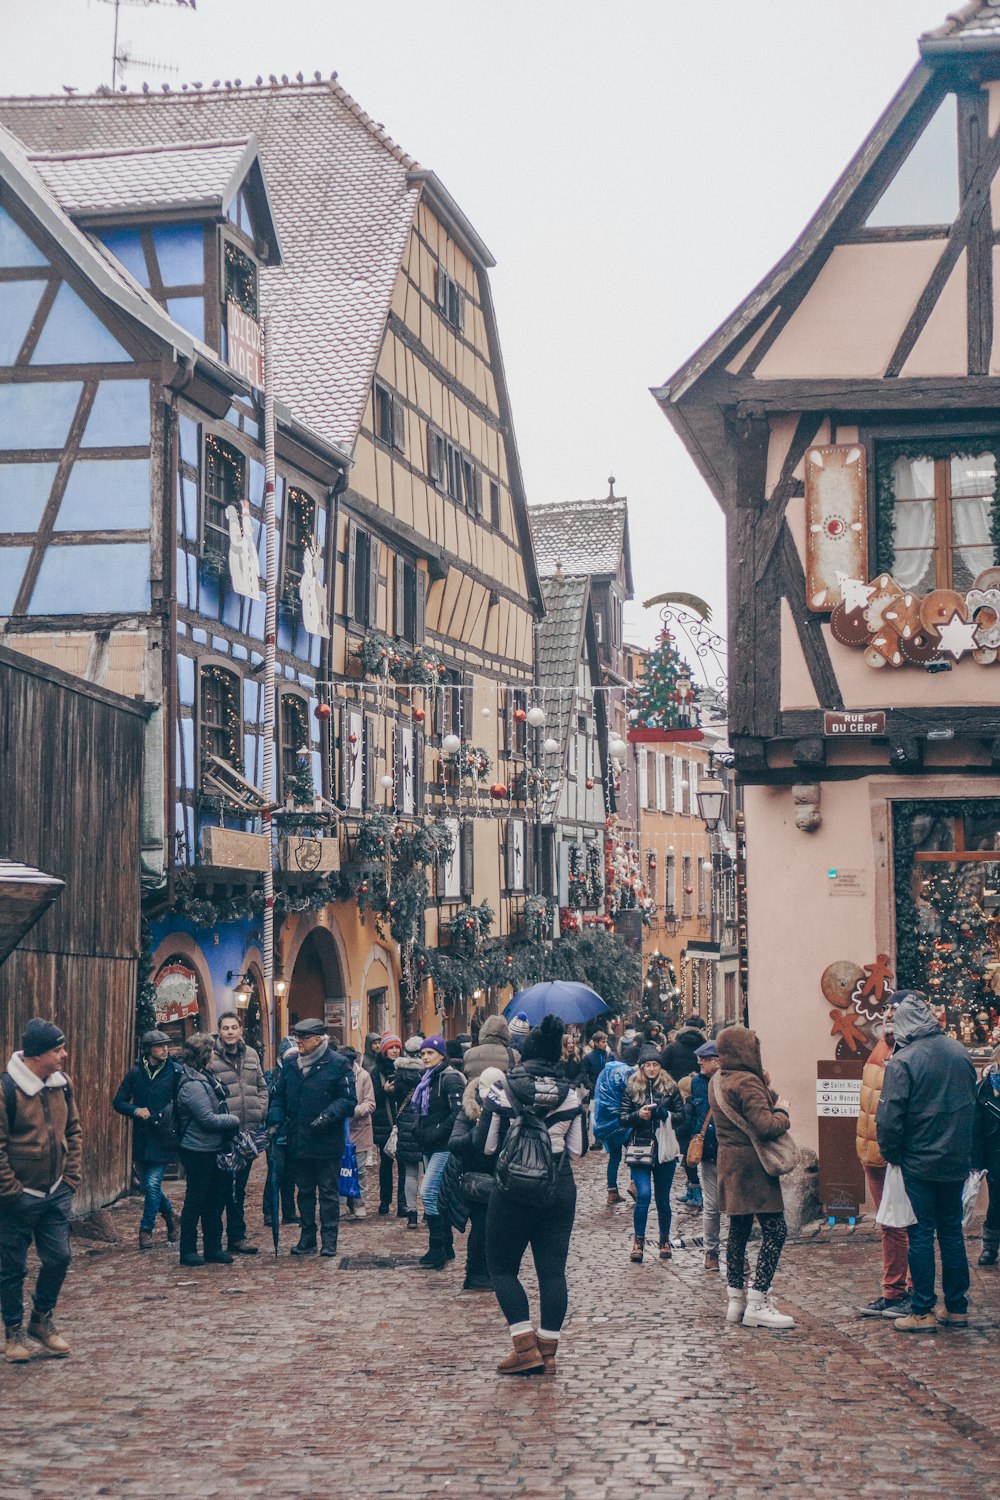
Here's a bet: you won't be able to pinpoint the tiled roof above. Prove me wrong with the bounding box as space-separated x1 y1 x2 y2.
29 138 254 217
922 2 1000 43
536 573 591 812
0 81 426 452
528 496 632 586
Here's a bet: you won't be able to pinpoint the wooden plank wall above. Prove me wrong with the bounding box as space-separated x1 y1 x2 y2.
0 647 146 1212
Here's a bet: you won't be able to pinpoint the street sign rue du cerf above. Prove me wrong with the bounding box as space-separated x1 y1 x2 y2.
823 710 886 737
227 300 264 389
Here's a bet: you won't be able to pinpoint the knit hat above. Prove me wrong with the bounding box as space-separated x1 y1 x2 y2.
421 1034 447 1057
685 1014 707 1031
519 1015 564 1065
379 1033 403 1056
694 1039 718 1059
22 1018 65 1058
509 1012 531 1039
278 1036 298 1059
637 1043 663 1065
477 1065 506 1100
140 1029 170 1053
403 1035 424 1055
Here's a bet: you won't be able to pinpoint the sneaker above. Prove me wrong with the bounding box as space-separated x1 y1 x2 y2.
204 1251 234 1265
859 1296 907 1318
934 1308 969 1327
894 1311 938 1333
881 1297 911 1320
228 1240 259 1255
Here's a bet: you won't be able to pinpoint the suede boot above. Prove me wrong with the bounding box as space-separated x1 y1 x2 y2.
138 1229 153 1251
630 1235 645 1263
419 1214 448 1270
4 1325 30 1363
27 1310 70 1356
496 1331 544 1375
536 1336 558 1375
162 1207 178 1244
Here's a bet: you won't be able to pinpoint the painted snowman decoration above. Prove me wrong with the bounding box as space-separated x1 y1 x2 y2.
225 504 262 601
300 541 330 637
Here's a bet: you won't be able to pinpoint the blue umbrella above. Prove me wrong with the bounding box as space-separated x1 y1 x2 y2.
503 981 608 1026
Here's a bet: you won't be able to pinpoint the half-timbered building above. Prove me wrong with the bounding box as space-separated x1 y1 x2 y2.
655 2 1000 1145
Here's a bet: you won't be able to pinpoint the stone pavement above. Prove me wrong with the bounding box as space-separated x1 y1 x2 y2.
2 1153 998 1500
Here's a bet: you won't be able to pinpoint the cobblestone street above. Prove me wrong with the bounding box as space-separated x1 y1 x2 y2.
2 1152 998 1500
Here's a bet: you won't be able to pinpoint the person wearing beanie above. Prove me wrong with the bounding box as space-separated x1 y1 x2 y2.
392 1042 427 1230
406 1037 465 1269
876 990 976 1333
372 1035 406 1217
263 1038 300 1229
473 1016 586 1376
112 1029 182 1250
621 1045 684 1265
1 1019 80 1363
448 1065 506 1291
508 1014 531 1057
463 1015 514 1084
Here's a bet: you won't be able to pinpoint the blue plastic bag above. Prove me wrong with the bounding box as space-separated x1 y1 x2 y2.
340 1139 361 1199
592 1060 632 1148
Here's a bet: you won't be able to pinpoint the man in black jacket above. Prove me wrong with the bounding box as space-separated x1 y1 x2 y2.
268 1019 356 1258
413 1036 465 1270
112 1030 181 1250
876 990 976 1333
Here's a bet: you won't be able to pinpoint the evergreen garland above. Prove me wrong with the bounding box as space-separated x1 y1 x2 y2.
873 438 1000 577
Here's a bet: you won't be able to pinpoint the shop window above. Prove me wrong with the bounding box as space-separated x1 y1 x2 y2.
200 664 242 771
436 265 465 331
279 692 310 799
283 487 316 602
877 442 998 593
203 435 245 555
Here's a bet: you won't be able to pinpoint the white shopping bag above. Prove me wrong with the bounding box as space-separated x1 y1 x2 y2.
962 1169 985 1229
876 1163 917 1229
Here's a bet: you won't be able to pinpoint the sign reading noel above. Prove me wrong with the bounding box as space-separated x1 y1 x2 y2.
227 299 264 388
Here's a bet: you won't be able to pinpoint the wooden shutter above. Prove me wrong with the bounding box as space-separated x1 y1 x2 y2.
367 538 380 628
436 265 448 313
346 520 358 621
673 756 685 814
524 824 536 894
364 714 376 809
414 728 425 815
457 289 466 333
637 751 648 809
393 721 404 806
541 825 556 898
394 555 405 638
414 566 427 644
472 466 482 518
461 822 474 897
392 396 406 455
428 427 442 486
504 819 516 891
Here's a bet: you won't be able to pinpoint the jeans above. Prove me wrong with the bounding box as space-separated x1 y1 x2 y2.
293 1156 341 1251
178 1149 228 1258
224 1159 253 1246
0 1183 73 1327
699 1160 720 1255
865 1164 910 1300
902 1171 969 1315
138 1162 174 1233
420 1151 450 1215
605 1139 623 1190
983 1171 1000 1254
630 1158 677 1240
402 1162 420 1213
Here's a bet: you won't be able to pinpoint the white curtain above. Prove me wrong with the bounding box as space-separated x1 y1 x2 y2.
952 496 992 578
892 457 936 589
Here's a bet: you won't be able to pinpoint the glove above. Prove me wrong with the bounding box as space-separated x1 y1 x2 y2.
309 1114 332 1131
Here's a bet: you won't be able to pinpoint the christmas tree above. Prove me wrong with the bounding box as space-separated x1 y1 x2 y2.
914 865 993 1020
634 630 698 730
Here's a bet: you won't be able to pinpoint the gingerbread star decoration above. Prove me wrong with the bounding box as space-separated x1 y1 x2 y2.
829 1007 870 1052
936 612 979 660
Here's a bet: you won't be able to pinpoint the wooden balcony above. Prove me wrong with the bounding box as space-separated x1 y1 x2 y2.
199 826 271 873
278 835 340 875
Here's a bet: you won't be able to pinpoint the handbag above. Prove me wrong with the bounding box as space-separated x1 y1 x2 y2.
686 1109 712 1168
876 1163 917 1228
710 1076 800 1178
624 1138 655 1168
339 1139 361 1199
384 1123 399 1160
459 1170 494 1204
216 1129 260 1175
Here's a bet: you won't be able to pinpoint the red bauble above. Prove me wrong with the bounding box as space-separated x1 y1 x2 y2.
489 782 509 800
513 708 527 723
585 778 594 789
314 702 332 721
413 707 426 723
349 732 358 744
684 885 694 895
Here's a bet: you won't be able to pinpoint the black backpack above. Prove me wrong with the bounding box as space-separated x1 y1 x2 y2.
495 1082 559 1208
2 1071 72 1130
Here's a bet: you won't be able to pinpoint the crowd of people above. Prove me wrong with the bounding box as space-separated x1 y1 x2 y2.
2 986 998 1367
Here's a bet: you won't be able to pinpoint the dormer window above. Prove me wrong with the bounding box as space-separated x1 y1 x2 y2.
225 242 258 319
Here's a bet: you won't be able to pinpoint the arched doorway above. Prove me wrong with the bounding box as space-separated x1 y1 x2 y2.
287 926 346 1043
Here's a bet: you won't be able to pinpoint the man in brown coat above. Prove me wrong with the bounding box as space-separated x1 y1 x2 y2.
208 1012 268 1254
1 1019 82 1363
855 1004 910 1318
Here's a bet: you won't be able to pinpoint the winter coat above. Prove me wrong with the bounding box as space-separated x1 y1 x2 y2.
413 1062 465 1156
973 1072 1000 1176
710 1028 790 1217
371 1055 400 1149
0 1051 83 1200
683 1070 717 1165
176 1065 240 1153
661 1027 705 1083
620 1070 683 1166
473 1060 587 1164
440 1082 497 1232
113 1056 182 1164
855 1037 891 1170
349 1061 376 1153
207 1037 269 1131
582 1046 610 1088
876 1013 976 1182
268 1046 357 1161
462 1016 513 1083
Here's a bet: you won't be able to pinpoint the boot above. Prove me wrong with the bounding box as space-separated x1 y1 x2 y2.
419 1215 448 1270
462 1274 493 1292
27 1310 70 1357
179 1253 205 1266
290 1233 318 1257
536 1335 558 1375
229 1239 259 1255
496 1331 544 1375
658 1240 672 1261
442 1219 455 1261
4 1325 30 1364
607 1187 623 1205
139 1228 153 1251
162 1207 178 1244
726 1287 747 1324
978 1246 998 1266
689 1184 703 1209
934 1307 969 1327
894 1310 938 1333
629 1235 645 1263
406 1210 419 1230
204 1250 234 1265
742 1289 794 1329
705 1251 720 1272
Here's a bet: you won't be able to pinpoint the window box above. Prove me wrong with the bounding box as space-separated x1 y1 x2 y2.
199 826 270 872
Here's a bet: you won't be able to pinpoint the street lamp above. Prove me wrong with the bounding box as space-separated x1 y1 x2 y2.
663 909 680 936
227 970 252 1008
696 774 727 831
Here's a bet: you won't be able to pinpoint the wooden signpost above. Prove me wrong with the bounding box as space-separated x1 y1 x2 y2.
816 1058 865 1223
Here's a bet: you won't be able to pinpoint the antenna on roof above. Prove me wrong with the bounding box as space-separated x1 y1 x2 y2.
607 474 616 496
95 0 195 91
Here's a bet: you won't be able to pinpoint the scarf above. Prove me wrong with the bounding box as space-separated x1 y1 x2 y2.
298 1036 329 1075
410 1064 437 1116
143 1057 165 1081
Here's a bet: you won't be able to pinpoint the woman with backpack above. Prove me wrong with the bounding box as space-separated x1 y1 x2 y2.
474 1015 585 1376
620 1044 684 1264
175 1033 241 1267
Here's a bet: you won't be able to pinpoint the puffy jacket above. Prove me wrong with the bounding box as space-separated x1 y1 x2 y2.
973 1071 1000 1176
113 1056 182 1164
582 1046 610 1088
414 1062 465 1156
0 1052 83 1199
176 1066 240 1153
684 1070 717 1165
855 1037 891 1170
268 1045 356 1160
876 1019 976 1181
371 1055 400 1149
463 1017 513 1083
661 1028 705 1083
620 1074 683 1164
207 1037 269 1131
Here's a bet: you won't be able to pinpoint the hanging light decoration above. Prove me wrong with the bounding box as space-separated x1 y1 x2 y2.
481 705 491 718
526 705 545 728
442 732 461 755
380 774 394 790
542 737 559 755
609 733 628 761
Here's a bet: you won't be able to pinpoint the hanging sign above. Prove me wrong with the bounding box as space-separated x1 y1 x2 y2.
227 299 264 389
824 710 885 736
154 961 199 1024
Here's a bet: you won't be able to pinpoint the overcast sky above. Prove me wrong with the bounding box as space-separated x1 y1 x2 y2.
0 0 951 652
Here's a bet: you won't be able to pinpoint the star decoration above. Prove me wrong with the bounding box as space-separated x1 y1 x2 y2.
837 573 874 613
936 612 978 660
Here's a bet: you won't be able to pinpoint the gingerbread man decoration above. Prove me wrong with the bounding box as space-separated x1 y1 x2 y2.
851 953 894 1022
829 1007 870 1053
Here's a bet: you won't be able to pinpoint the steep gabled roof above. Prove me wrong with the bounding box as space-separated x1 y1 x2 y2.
535 571 604 817
922 1 1000 48
528 496 634 595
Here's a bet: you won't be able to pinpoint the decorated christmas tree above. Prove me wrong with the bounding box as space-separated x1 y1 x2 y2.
914 865 994 1020
634 630 698 730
